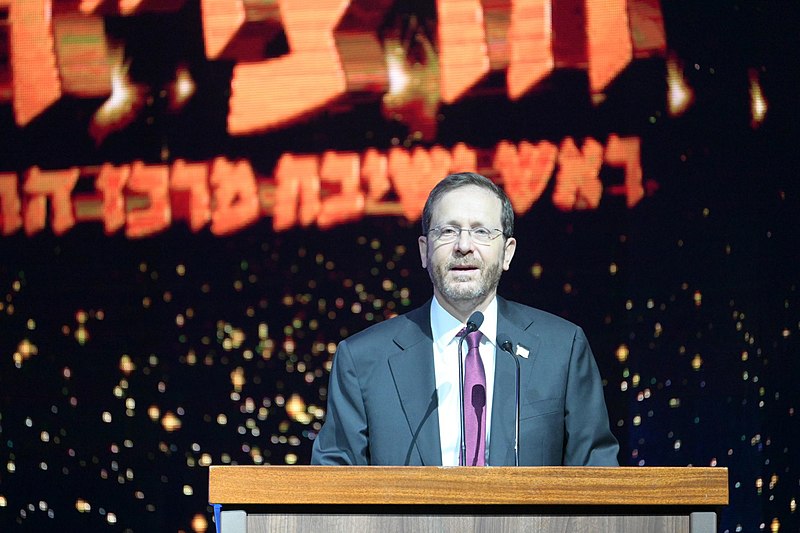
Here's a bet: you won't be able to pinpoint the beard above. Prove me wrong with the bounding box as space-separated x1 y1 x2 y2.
429 255 504 304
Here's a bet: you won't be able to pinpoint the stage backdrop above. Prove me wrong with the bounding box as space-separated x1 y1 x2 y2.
0 1 798 531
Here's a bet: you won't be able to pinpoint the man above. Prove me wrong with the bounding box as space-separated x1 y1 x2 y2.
311 172 619 466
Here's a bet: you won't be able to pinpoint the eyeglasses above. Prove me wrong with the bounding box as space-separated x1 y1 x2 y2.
428 225 504 245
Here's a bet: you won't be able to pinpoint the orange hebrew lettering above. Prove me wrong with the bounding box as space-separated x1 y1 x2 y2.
493 139 557 214
170 159 211 232
209 158 260 235
449 143 478 173
361 148 390 203
437 0 489 103
605 135 644 207
627 0 666 55
317 151 364 229
125 162 171 238
585 0 632 94
80 0 188 15
23 167 80 235
507 0 554 99
226 0 349 134
9 0 63 125
553 137 603 210
95 163 130 235
272 153 320 231
0 173 22 235
388 146 451 222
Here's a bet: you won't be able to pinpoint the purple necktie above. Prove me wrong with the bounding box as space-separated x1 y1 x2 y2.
463 330 486 466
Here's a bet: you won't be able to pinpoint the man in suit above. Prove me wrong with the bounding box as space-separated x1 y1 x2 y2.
311 172 619 466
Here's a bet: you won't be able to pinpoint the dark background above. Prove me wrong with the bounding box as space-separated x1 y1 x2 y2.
1 1 798 531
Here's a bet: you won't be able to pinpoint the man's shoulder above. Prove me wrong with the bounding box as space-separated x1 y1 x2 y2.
341 301 430 349
500 298 583 333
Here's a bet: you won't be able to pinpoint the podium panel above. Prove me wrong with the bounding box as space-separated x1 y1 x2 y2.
210 466 728 533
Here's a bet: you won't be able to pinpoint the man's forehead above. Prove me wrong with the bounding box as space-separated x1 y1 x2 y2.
431 186 502 219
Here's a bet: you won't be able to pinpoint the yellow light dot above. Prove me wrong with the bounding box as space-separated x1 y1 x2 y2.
632 415 641 426
770 518 779 533
609 263 618 275
615 344 629 362
531 263 543 279
183 485 193 496
119 354 136 375
162 411 181 432
691 354 703 370
191 513 209 533
286 394 312 424
75 326 90 345
285 453 298 465
75 499 91 512
230 367 245 392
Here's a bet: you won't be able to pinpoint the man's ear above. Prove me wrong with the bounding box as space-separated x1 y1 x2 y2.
418 235 428 269
502 237 517 271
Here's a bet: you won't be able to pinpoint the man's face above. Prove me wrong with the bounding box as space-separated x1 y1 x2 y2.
418 185 516 314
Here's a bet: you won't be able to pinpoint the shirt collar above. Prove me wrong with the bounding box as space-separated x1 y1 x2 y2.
431 296 499 351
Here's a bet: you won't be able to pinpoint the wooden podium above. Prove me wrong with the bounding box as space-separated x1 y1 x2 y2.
208 466 728 533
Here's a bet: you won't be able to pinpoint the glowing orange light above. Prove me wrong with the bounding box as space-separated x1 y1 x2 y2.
191 513 209 533
666 55 694 117
748 68 767 128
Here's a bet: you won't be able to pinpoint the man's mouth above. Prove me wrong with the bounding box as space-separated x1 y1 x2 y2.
450 265 479 272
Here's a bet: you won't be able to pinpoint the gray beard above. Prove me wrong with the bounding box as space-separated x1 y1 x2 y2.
431 258 503 304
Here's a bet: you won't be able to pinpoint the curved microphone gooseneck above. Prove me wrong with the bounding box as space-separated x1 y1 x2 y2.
458 311 484 466
497 333 520 467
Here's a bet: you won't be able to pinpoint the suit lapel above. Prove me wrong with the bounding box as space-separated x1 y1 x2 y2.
387 302 443 466
488 297 541 465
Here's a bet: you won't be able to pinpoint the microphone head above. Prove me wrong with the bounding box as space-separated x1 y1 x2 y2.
497 332 514 354
471 383 486 409
466 311 484 333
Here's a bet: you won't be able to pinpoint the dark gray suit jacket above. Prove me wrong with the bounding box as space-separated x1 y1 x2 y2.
311 297 619 466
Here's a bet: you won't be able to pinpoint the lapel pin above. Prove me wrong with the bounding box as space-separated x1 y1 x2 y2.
516 345 530 359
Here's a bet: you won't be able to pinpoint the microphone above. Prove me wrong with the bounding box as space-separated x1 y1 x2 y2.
497 333 520 466
458 311 484 466
470 384 486 466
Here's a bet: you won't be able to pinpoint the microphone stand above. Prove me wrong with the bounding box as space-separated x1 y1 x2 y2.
457 333 467 466
458 312 484 466
498 335 520 466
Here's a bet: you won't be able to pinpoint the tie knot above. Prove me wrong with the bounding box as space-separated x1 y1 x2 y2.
465 330 482 350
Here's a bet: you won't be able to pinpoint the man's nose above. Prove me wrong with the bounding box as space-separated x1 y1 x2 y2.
454 229 475 253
